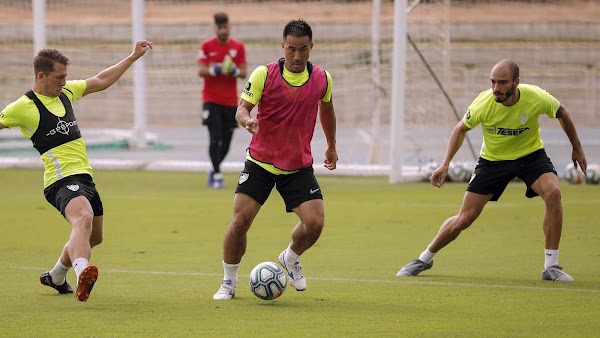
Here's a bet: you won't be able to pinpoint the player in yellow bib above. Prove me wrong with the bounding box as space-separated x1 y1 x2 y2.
0 40 152 301
397 59 587 282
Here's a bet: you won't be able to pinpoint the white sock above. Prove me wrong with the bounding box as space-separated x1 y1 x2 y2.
49 258 69 285
284 244 300 265
544 249 559 269
223 261 240 286
72 258 89 280
418 248 436 264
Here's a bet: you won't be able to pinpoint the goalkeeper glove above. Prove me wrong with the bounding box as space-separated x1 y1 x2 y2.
208 64 222 77
221 55 233 74
221 55 240 76
208 56 240 77
229 65 240 77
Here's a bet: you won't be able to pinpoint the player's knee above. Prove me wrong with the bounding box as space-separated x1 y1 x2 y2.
73 212 94 232
303 217 324 234
544 185 562 204
229 214 253 234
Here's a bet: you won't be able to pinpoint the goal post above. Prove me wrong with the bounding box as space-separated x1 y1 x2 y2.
389 0 408 183
132 0 148 150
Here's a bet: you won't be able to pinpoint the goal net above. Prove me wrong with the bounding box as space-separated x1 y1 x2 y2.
0 0 598 179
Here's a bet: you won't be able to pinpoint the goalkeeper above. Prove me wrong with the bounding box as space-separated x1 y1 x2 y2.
197 12 247 189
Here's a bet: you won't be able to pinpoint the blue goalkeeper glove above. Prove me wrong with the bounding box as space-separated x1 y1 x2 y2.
208 56 239 77
208 64 222 77
229 65 240 77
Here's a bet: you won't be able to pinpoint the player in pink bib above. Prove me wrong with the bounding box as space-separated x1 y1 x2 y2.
213 20 338 300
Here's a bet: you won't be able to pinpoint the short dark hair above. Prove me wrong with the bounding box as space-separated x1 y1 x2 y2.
507 60 520 80
33 48 69 75
496 59 520 80
214 12 228 25
283 19 312 42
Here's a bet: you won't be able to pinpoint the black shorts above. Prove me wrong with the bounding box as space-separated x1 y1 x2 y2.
44 174 104 217
467 149 557 201
202 102 238 129
235 160 323 212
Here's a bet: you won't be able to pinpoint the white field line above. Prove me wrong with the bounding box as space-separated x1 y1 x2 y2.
9 266 600 294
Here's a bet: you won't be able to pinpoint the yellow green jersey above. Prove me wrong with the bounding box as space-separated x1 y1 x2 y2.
463 84 561 161
0 80 92 188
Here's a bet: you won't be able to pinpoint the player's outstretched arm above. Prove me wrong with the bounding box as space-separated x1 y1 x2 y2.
431 120 470 187
319 99 337 170
556 105 587 174
83 40 152 96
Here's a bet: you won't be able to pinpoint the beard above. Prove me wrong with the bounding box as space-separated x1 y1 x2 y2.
494 86 515 103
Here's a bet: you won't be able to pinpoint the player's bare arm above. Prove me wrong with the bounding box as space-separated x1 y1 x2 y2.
0 122 6 130
556 105 587 173
319 99 338 170
83 40 152 96
198 62 210 78
236 99 258 134
431 121 471 187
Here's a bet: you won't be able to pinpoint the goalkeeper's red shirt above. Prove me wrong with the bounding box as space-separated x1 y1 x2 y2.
197 37 246 107
248 60 328 171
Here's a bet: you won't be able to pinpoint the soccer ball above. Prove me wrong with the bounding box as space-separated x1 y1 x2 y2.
249 261 287 300
585 165 600 185
563 163 583 184
447 162 472 183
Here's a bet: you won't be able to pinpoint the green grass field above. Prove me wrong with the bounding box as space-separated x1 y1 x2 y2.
0 169 599 337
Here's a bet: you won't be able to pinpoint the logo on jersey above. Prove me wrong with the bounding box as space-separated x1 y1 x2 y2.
243 82 253 98
46 118 77 137
518 113 528 124
484 126 530 136
239 172 249 184
0 112 4 118
497 127 529 136
66 184 80 192
229 49 238 58
465 110 471 121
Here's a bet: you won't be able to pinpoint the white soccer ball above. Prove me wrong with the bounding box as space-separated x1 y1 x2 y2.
585 165 600 185
447 162 472 183
249 261 287 300
563 163 583 184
